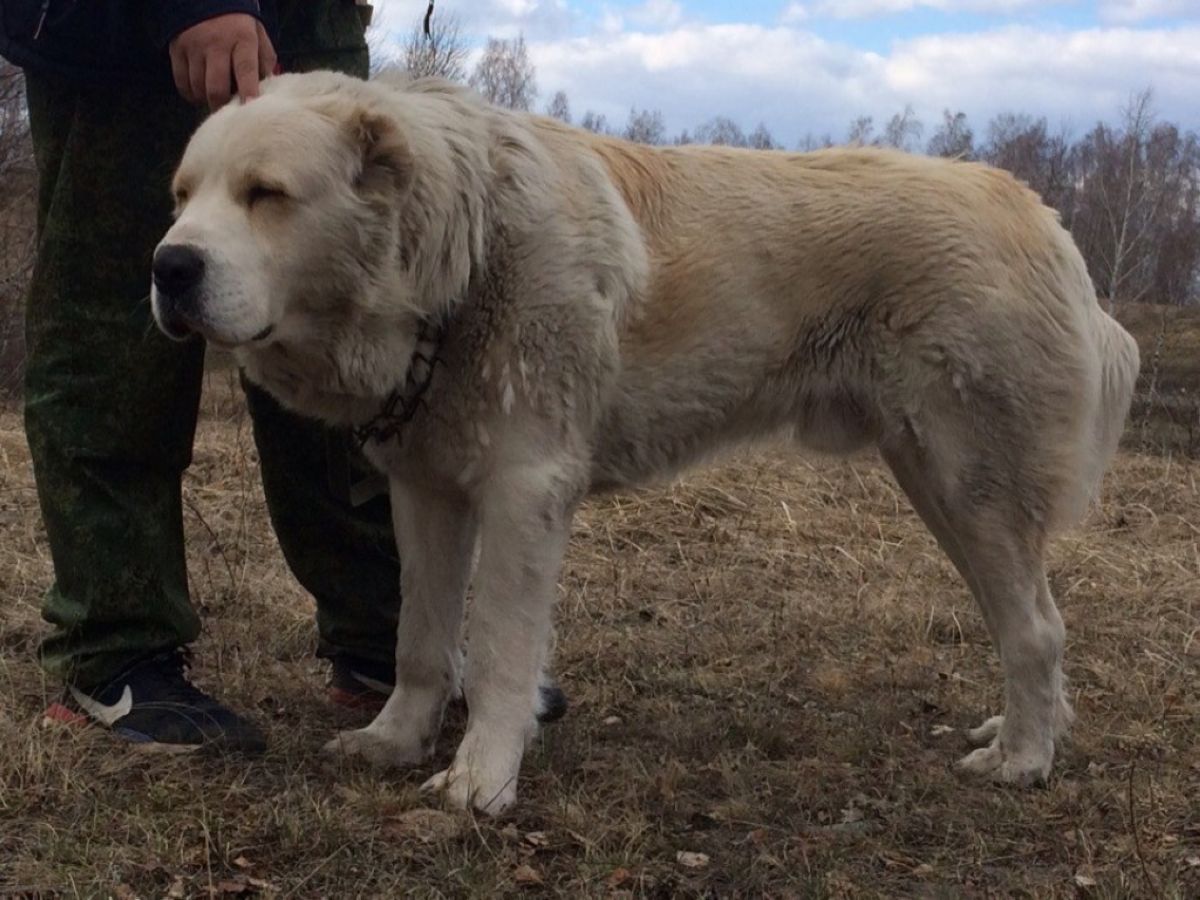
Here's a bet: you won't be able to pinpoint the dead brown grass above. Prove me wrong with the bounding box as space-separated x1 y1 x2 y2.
1 373 1198 898
1116 304 1200 457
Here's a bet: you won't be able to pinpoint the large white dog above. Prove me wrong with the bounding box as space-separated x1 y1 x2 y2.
151 71 1139 814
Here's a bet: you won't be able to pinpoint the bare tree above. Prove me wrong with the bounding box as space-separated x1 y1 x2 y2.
846 115 875 147
623 107 665 145
927 110 974 159
882 104 923 152
1071 90 1200 308
796 133 834 151
365 24 398 75
982 112 1076 218
399 11 469 81
469 35 538 111
546 90 571 124
748 123 779 150
580 111 609 134
694 116 747 147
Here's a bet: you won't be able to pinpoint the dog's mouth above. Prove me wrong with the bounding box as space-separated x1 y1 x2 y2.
158 314 198 343
198 322 275 351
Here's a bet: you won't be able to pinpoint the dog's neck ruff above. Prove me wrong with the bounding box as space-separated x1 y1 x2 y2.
353 315 445 449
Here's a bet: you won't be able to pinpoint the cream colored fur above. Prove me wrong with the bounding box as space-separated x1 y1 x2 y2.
152 71 1140 814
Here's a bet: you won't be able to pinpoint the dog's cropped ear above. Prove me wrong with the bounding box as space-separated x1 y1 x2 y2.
350 106 414 196
317 99 414 196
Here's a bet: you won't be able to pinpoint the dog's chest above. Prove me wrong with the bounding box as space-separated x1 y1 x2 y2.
356 359 508 489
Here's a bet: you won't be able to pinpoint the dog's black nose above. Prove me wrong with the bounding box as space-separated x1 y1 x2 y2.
152 244 205 297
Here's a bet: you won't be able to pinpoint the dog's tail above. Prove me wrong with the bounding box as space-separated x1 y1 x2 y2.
1060 306 1139 528
1094 310 1140 466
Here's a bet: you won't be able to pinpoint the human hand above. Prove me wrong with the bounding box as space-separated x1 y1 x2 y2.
169 13 278 111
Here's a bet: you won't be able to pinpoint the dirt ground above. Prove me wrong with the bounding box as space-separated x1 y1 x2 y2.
0 374 1197 898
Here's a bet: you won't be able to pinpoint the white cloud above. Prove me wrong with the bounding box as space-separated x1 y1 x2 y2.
373 0 576 42
627 0 684 29
1099 0 1198 23
780 2 810 24
811 0 1068 17
600 5 625 33
526 22 1200 146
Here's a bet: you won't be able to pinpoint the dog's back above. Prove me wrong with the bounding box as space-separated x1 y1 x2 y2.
552 136 1138 520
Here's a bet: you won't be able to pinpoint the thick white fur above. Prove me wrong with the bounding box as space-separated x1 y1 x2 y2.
153 71 1140 814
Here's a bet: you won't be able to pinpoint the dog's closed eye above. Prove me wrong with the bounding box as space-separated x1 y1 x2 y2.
246 183 290 207
171 186 190 216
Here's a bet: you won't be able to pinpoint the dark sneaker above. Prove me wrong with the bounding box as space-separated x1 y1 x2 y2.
328 655 570 723
327 654 396 711
43 649 266 754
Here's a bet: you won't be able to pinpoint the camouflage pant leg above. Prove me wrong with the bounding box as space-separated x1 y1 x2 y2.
28 1 398 685
246 1 402 668
243 385 400 666
24 75 205 687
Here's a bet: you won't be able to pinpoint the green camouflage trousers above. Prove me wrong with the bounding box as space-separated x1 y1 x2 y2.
23 2 400 688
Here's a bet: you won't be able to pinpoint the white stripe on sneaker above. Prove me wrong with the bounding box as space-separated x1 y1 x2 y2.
350 671 394 695
68 684 133 726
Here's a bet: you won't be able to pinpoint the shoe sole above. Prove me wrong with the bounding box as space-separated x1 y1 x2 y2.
42 702 261 755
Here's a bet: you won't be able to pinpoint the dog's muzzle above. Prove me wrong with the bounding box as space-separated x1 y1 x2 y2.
152 243 206 339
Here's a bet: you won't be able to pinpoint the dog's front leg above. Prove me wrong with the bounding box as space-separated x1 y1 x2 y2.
422 463 575 814
324 478 476 768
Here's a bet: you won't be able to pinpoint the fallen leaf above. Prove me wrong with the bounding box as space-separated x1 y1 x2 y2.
214 878 250 896
513 864 543 886
1073 872 1098 888
113 886 138 900
524 830 550 848
676 851 710 869
608 867 633 887
930 724 955 736
1186 855 1200 868
604 715 622 725
166 877 187 900
233 855 253 870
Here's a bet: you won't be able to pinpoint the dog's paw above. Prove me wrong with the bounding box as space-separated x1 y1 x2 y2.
421 762 517 815
967 715 1005 745
420 733 521 815
956 716 1052 788
321 726 429 769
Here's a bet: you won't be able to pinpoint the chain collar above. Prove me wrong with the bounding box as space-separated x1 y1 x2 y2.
353 315 446 449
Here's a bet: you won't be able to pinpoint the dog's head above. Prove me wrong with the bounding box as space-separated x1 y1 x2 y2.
150 73 417 351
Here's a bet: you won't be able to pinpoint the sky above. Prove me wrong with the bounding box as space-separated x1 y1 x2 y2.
372 0 1200 147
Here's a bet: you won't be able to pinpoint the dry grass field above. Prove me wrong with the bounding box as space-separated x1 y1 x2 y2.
1116 304 1200 458
1 367 1198 898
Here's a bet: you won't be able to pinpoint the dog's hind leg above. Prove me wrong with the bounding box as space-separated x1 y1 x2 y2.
323 479 477 768
881 437 1073 786
421 461 578 814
